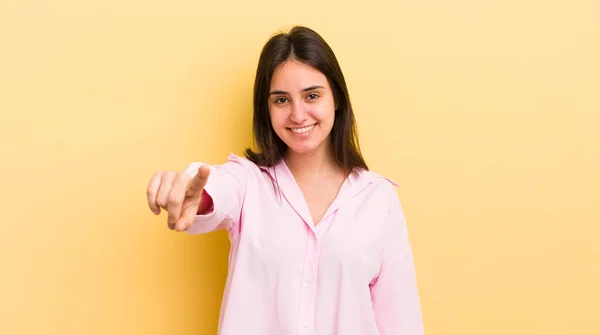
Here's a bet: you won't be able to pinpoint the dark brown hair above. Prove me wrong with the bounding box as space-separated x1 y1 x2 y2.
244 26 368 173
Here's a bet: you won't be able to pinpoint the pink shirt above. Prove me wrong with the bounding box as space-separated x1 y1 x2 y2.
185 153 424 335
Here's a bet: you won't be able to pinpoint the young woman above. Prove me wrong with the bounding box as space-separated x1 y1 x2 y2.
147 26 424 335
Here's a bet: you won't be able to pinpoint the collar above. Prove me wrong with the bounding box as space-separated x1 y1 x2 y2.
259 159 400 227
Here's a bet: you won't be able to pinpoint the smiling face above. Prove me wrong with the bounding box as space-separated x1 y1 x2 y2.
268 60 336 156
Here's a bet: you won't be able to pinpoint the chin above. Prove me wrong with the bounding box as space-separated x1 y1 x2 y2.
285 137 329 155
288 144 319 155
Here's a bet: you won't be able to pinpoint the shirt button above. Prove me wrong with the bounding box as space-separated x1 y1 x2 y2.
303 321 309 327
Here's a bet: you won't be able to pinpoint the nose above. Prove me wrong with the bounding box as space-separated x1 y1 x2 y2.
289 100 308 124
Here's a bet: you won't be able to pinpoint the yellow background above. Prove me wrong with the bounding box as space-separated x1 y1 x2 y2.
1 0 598 334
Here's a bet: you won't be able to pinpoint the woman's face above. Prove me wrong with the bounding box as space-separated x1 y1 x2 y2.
268 60 336 156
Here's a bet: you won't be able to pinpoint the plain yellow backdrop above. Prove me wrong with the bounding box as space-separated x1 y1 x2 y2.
1 0 598 334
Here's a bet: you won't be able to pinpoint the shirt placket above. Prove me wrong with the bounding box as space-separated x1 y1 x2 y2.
298 230 320 334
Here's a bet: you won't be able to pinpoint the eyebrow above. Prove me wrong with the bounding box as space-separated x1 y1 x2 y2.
269 85 325 96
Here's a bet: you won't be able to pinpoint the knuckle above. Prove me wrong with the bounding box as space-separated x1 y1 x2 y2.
156 196 167 209
167 193 182 206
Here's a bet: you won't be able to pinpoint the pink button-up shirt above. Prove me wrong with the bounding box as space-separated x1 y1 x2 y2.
185 153 423 335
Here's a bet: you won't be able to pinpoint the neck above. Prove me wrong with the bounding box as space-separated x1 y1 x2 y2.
283 141 339 181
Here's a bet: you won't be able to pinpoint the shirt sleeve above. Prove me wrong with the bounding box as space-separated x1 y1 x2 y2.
370 187 424 334
183 153 249 237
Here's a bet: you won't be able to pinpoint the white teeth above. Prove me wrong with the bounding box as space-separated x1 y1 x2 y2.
291 124 315 134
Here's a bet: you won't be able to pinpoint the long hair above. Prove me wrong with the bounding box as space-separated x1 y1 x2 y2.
244 26 368 174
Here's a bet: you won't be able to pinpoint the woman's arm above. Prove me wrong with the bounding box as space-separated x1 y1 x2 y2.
183 154 250 236
370 189 424 334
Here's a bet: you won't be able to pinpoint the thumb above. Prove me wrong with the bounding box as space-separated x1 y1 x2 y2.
188 164 210 195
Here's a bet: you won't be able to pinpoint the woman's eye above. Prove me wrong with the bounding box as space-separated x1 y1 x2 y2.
307 93 319 100
274 97 288 104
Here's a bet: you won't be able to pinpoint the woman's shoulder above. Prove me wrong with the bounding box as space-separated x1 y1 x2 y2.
350 168 403 202
355 168 401 189
224 152 257 167
184 152 260 178
355 170 408 219
216 152 266 176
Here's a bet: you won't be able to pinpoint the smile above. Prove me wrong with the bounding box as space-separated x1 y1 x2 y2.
289 124 316 134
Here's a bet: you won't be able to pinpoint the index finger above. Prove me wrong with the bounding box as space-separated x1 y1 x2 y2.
188 165 210 194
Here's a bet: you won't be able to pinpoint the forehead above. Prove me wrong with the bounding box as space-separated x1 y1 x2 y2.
270 60 329 89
